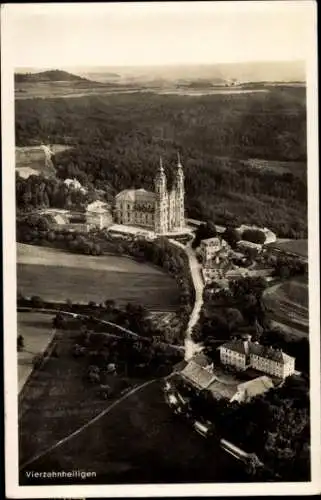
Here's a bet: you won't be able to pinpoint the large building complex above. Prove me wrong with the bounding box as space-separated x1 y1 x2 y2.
166 353 275 405
114 154 185 234
218 336 295 379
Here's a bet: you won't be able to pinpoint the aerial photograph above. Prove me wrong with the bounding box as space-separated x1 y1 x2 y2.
12 1 313 488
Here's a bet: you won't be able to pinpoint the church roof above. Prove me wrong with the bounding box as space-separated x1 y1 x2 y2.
115 188 156 203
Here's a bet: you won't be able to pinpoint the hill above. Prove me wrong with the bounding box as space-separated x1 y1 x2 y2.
15 88 307 239
15 69 95 84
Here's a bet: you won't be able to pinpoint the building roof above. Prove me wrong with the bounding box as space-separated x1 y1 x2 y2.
237 240 262 249
231 376 274 403
220 339 251 355
52 214 67 225
180 360 216 390
86 200 111 213
207 379 239 401
250 344 294 364
219 339 295 365
180 359 239 401
177 355 274 403
191 353 212 368
265 238 308 259
201 237 221 246
115 188 155 203
64 178 82 188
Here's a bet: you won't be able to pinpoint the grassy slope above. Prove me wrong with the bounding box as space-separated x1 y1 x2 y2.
17 244 180 311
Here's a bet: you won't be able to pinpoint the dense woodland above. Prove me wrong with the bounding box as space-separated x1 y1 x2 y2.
15 88 307 237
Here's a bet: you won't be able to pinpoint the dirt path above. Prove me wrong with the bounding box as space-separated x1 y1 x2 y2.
20 378 156 470
169 239 204 359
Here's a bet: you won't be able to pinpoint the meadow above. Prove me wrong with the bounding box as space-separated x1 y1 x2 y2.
262 275 309 338
21 380 245 485
17 243 180 312
18 312 55 392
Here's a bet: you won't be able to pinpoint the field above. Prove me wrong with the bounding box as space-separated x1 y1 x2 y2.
18 312 55 392
263 275 309 338
19 325 138 469
20 379 245 485
16 145 71 178
15 81 145 100
267 238 308 259
17 243 180 312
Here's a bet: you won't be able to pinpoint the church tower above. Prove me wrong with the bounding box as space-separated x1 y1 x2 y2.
154 157 168 234
174 152 185 229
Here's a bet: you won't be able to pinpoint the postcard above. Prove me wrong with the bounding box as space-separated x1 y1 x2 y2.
2 1 320 497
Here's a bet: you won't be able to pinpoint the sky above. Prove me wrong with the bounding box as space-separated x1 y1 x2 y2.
3 1 316 69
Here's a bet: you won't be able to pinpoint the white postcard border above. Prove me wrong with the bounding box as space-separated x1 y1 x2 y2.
2 2 320 497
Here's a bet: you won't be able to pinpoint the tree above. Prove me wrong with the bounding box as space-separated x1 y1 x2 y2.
223 227 241 248
30 295 44 309
245 453 263 477
65 298 73 310
192 222 217 248
104 299 116 312
17 335 25 352
225 308 244 332
100 384 112 399
53 312 65 329
242 229 266 245
32 353 44 369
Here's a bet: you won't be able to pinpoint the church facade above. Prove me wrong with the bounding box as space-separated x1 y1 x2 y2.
114 154 185 234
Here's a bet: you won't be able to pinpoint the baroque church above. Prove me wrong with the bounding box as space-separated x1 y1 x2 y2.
115 154 185 234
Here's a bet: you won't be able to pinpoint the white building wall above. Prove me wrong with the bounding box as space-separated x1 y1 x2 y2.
219 347 247 370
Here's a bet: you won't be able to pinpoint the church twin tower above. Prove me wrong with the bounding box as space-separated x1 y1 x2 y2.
154 153 185 234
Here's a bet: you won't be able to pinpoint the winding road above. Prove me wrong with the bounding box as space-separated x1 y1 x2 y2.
169 238 205 359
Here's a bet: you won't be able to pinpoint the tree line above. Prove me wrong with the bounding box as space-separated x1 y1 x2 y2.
15 89 307 238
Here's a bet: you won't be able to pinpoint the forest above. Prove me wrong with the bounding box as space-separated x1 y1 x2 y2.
15 87 307 237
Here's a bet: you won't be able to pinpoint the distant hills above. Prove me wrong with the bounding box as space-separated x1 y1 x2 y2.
15 61 305 86
14 70 95 84
72 60 306 84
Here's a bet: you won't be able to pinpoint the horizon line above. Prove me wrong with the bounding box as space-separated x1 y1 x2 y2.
15 59 306 73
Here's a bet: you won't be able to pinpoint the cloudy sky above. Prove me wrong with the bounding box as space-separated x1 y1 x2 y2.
3 1 316 68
